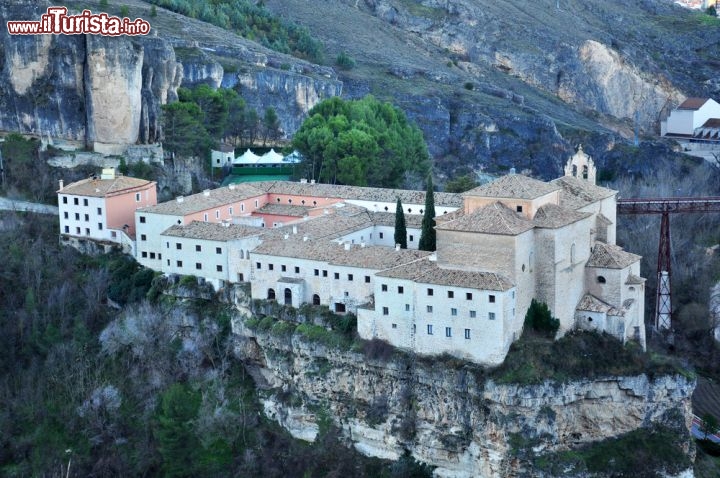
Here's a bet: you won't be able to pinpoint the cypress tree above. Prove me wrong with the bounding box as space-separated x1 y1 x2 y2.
394 198 407 249
418 176 436 251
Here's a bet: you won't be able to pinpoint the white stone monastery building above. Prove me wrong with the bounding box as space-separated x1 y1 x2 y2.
58 148 645 365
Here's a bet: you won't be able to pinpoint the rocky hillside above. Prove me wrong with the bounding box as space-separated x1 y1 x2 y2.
1 0 718 179
232 298 696 478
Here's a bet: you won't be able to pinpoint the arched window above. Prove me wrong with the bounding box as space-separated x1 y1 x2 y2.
267 288 276 300
572 164 578 177
312 294 320 305
288 199 292 204
597 276 606 284
570 243 576 263
284 288 292 305
582 165 589 179
240 250 245 259
587 316 593 322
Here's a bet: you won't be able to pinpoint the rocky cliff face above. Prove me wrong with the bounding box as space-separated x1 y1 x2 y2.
232 313 695 478
0 1 341 154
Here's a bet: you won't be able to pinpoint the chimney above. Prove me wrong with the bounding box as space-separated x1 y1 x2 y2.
300 178 307 184
58 179 64 190
292 225 298 234
310 179 316 184
509 167 516 175
360 242 365 248
429 253 437 262
303 236 308 242
203 189 210 197
344 243 351 250
176 196 184 203
395 244 400 251
228 183 236 190
100 168 116 180
284 233 289 239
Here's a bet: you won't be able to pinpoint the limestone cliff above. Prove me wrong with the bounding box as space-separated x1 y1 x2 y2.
0 1 341 154
232 312 695 478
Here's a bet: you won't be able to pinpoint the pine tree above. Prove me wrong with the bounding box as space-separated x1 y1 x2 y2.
418 176 436 251
394 198 407 249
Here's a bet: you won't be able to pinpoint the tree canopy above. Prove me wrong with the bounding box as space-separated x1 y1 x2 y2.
292 96 430 188
418 176 436 251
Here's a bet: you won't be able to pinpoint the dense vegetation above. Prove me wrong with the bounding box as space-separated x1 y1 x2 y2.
147 0 323 62
292 96 430 187
162 84 281 159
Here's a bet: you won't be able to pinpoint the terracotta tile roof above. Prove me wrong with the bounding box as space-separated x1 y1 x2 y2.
59 175 153 197
369 211 423 228
550 176 616 210
377 257 514 291
253 238 430 270
250 181 463 207
596 213 613 226
255 203 312 217
700 118 720 128
678 97 709 110
161 221 264 241
577 294 623 316
264 208 374 240
462 174 559 200
533 203 592 229
139 183 265 216
435 202 535 235
434 208 465 225
586 242 641 269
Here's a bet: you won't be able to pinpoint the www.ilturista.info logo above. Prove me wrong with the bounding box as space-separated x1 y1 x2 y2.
7 7 151 36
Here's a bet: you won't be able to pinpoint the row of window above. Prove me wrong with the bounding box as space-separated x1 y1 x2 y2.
155 241 222 254
424 324 471 339
380 284 495 302
64 212 104 222
166 259 223 272
63 226 94 235
382 305 495 320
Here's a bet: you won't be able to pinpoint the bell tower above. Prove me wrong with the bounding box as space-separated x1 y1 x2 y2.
564 145 596 185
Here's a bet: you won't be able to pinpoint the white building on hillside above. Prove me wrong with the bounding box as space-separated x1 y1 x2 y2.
661 97 720 137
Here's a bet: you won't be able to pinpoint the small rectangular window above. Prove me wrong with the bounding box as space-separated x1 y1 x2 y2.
379 232 384 239
464 329 471 340
334 272 340 280
75 213 80 220
177 260 183 267
348 274 354 281
322 270 328 277
256 262 261 269
166 242 169 248
445 327 452 337
216 247 222 254
489 312 496 320
382 307 389 315
62 197 68 204
76 227 80 234
203 213 208 222
85 228 90 235
294 266 300 274
64 212 69 219
314 269 319 276
98 223 103 230
392 323 397 329
381 284 388 292
451 308 457 316
139 216 146 223
409 235 414 241
229 207 234 215
447 291 454 298
215 210 220 219
83 198 88 206
405 304 410 312
135 193 141 202
195 245 201 252
141 251 147 258
269 264 274 271
426 305 433 313
516 205 523 212
149 252 156 259
84 214 89 221
64 225 69 233
167 259 170 266
140 234 146 241
365 276 370 283
398 286 404 294
97 207 102 215
427 288 434 296
216 265 223 272
74 197 79 205
427 324 433 335
470 310 476 318
196 263 202 270
466 292 472 300
489 295 496 303
176 243 182 250
281 265 287 272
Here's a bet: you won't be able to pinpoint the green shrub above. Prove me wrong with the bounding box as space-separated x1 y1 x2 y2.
258 316 274 331
524 299 559 337
335 51 356 70
271 320 296 337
